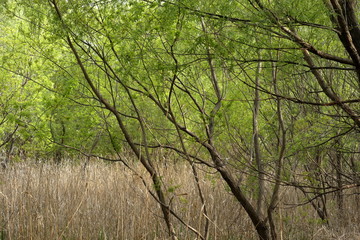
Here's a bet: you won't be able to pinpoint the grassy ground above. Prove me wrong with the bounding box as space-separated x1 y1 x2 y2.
0 161 359 239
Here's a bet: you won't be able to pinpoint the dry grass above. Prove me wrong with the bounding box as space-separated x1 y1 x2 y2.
0 161 359 240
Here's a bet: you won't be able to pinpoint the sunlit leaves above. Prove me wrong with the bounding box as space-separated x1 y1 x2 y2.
0 0 357 169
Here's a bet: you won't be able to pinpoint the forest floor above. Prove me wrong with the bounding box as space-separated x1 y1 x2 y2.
0 161 359 239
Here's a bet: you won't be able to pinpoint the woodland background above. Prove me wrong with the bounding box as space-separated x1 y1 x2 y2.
0 0 359 239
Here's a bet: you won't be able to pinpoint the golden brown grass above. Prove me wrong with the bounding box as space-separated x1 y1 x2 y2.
0 161 359 240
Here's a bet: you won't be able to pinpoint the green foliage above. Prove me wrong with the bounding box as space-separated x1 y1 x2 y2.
167 184 181 193
0 229 6 240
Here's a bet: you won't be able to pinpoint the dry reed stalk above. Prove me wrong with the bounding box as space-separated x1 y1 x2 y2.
0 161 359 239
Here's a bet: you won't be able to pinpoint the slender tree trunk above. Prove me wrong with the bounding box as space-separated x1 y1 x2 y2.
267 59 286 240
334 137 344 219
54 121 66 165
208 150 270 240
253 52 265 217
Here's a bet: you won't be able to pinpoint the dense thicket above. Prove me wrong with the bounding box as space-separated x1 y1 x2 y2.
0 1 359 239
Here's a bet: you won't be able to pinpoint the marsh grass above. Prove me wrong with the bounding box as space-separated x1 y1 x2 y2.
0 161 359 239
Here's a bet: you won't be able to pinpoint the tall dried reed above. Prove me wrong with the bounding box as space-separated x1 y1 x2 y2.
0 161 359 239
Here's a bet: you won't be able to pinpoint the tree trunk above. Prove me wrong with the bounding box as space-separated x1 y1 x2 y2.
253 52 265 217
